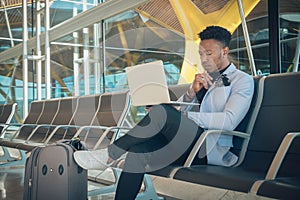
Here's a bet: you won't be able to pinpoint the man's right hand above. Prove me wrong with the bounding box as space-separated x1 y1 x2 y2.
192 72 213 92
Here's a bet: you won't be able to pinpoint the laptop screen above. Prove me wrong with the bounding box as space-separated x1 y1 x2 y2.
125 60 171 106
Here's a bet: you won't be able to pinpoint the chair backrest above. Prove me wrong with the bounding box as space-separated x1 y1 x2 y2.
0 103 17 135
0 103 17 124
23 101 45 124
46 95 100 143
92 91 129 127
69 94 100 127
241 72 300 176
56 94 101 141
27 97 79 143
51 97 79 126
35 99 60 124
81 91 130 149
16 100 59 141
231 76 264 166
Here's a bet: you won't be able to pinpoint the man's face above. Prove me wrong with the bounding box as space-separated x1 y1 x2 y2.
199 39 228 73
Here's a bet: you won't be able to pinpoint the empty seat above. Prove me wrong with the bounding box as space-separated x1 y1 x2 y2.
14 97 79 150
3 101 45 138
0 99 59 149
0 100 45 148
257 177 300 199
74 91 130 150
44 94 101 144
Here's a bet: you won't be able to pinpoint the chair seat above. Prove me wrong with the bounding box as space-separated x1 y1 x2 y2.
15 142 45 151
174 165 266 192
257 177 300 199
0 138 25 148
149 164 182 177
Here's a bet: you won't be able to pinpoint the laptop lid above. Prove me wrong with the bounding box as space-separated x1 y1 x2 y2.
125 60 171 106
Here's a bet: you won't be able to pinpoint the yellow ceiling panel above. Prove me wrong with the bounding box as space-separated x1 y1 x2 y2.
169 0 261 83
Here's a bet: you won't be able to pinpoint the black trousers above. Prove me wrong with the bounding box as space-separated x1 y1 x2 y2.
108 104 204 200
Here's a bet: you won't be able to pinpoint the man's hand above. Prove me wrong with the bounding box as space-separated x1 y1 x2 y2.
192 71 213 92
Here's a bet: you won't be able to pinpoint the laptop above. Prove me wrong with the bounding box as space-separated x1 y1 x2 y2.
125 60 200 107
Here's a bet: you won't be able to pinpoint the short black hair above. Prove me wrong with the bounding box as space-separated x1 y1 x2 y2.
198 26 232 47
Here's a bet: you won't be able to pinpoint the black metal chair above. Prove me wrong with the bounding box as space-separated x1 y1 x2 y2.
171 72 300 199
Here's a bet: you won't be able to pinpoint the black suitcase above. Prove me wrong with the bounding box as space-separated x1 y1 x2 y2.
23 143 87 200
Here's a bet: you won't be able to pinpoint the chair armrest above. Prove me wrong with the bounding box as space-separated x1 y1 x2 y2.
9 123 39 139
250 132 300 194
72 125 111 138
93 126 131 150
43 124 82 144
9 123 26 127
0 123 12 126
0 123 17 135
183 129 250 167
25 124 59 141
1 121 31 128
265 132 300 180
71 125 131 150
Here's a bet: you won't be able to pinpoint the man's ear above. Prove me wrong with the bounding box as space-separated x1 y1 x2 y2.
223 46 229 56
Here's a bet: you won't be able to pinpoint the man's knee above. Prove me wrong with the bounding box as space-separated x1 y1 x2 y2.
123 152 149 173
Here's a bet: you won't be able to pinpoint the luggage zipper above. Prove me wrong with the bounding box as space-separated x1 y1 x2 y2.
27 147 41 200
29 178 32 187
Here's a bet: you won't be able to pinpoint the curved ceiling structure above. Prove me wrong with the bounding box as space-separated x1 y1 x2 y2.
0 0 299 81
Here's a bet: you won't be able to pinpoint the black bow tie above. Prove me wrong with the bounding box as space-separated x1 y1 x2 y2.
220 74 231 86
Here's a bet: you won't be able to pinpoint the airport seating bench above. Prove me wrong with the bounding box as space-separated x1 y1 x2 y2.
0 91 130 166
157 72 300 200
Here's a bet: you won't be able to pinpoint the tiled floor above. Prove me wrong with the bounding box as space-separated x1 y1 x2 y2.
0 150 176 200
0 166 24 200
0 148 275 200
0 164 177 200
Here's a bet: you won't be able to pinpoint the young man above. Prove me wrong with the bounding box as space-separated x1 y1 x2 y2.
74 26 254 199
